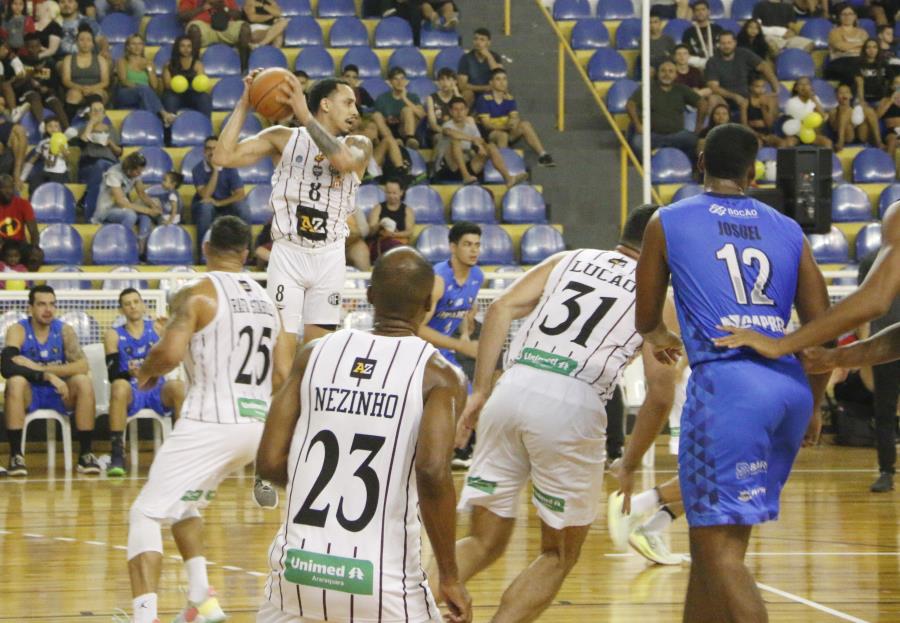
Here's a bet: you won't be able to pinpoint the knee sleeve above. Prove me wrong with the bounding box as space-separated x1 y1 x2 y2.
127 504 164 560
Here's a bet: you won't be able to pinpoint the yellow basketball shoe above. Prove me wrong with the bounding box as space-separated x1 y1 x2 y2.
173 589 227 623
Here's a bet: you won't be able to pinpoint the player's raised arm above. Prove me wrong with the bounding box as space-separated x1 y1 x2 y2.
635 215 682 364
804 322 900 372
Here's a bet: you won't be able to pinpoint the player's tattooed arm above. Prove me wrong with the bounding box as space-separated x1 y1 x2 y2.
39 325 89 378
305 117 373 176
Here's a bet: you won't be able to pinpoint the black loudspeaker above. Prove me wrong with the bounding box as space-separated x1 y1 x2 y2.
776 147 832 234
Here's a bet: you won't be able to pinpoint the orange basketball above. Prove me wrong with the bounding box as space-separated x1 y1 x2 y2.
249 67 294 122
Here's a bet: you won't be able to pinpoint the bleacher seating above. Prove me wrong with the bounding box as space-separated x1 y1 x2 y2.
121 111 165 147
329 16 369 47
146 225 194 265
249 45 288 70
479 225 516 265
341 47 382 77
284 16 325 47
809 227 851 264
92 224 139 265
389 47 428 77
832 184 872 222
357 184 386 214
317 0 356 18
853 148 896 183
484 149 526 185
502 185 548 224
246 185 274 224
570 19 610 49
521 224 566 264
405 185 446 224
595 0 634 19
31 183 76 224
553 0 592 20
375 17 415 47
295 46 336 78
855 222 882 260
211 76 244 111
451 185 497 223
202 44 242 77
415 225 451 262
651 148 693 184
171 111 213 147
40 225 83 265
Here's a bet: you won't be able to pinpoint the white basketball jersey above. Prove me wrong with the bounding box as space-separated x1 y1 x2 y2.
181 272 281 424
269 126 361 249
264 329 440 622
506 249 643 401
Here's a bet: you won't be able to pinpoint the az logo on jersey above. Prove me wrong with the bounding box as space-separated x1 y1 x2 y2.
350 357 376 380
608 257 627 267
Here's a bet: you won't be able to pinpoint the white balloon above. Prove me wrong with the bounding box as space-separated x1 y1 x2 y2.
851 104 865 126
764 160 777 182
782 118 802 136
785 98 807 119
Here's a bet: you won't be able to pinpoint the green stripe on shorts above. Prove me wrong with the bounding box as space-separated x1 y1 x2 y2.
466 476 498 494
533 485 566 513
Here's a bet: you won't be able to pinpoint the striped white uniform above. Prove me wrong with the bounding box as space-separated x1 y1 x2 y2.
262 329 441 623
506 248 643 401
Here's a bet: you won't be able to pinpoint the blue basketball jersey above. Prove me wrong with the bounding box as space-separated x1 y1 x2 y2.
659 192 804 367
115 320 158 374
19 318 66 386
427 260 484 360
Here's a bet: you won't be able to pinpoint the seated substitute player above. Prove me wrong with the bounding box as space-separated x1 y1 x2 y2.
449 206 670 621
634 123 831 622
103 288 186 477
2 285 98 476
256 247 471 623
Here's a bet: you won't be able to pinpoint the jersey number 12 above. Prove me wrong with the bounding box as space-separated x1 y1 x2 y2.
715 243 775 306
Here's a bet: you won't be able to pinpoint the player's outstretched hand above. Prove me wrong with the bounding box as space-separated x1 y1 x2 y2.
803 410 822 447
277 73 311 125
439 578 472 623
713 325 785 359
800 346 840 374
240 68 265 108
609 458 634 514
455 391 485 449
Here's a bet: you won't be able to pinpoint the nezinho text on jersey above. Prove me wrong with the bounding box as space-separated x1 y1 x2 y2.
314 386 400 418
228 297 276 316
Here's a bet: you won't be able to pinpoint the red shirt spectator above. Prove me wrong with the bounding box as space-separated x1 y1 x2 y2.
0 175 38 245
178 0 241 25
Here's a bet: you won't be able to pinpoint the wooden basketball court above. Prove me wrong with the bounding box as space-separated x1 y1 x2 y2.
0 441 897 622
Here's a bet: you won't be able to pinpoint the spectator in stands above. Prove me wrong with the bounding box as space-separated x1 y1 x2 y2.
436 95 528 186
162 35 212 118
697 102 731 153
2 284 99 477
378 1 459 45
146 170 184 225
752 0 815 53
77 98 121 196
737 19 772 60
869 0 897 27
673 44 710 94
1 241 28 276
115 34 174 126
832 83 884 149
243 0 288 48
827 5 869 86
367 178 414 262
0 112 29 190
33 0 63 60
792 0 826 17
353 116 409 184
341 64 374 111
13 32 69 127
60 24 109 118
426 67 459 146
627 59 706 160
475 68 556 167
682 0 723 68
345 212 370 270
877 24 899 60
192 135 250 245
650 0 690 20
179 0 251 73
747 76 782 144
705 31 780 123
253 216 273 269
0 37 28 121
94 0 144 20
649 10 677 68
876 73 900 151
1 0 35 52
782 76 833 147
857 38 891 103
23 116 70 186
92 151 162 247
0 174 41 258
458 27 503 106
59 0 101 58
373 66 425 148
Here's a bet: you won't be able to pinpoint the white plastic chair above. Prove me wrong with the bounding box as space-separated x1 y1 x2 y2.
22 409 73 474
126 409 171 469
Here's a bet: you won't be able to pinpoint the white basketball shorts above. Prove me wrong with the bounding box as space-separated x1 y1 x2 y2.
256 600 442 623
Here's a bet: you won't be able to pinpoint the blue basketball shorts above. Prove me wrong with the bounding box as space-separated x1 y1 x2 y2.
128 380 169 417
679 357 813 527
28 383 69 414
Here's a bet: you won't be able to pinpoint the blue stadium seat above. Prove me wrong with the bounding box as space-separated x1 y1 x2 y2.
587 49 628 80
222 111 263 139
249 45 288 70
92 224 139 265
356 184 385 214
246 184 273 224
39 225 83 264
408 76 436 101
571 19 610 49
238 158 275 183
812 78 837 110
361 77 390 100
596 0 634 19
651 148 692 183
100 13 138 44
179 145 204 184
606 79 638 113
553 0 592 20
329 17 369 47
433 46 464 77
520 225 565 264
878 183 900 218
145 0 176 15
450 185 496 223
120 110 165 146
281 0 312 16
318 0 356 17
295 46 336 78
202 44 241 77
860 18 877 38
31 183 76 223
408 149 427 178
855 222 882 259
420 26 459 48
375 16 414 47
211 75 244 111
478 225 515 265
102 266 148 291
153 44 172 69
110 42 125 61
831 183 872 222
61 311 99 345
671 183 703 203
707 0 726 18
52 265 92 290
484 148 526 184
731 0 761 20
716 18 740 33
145 14 182 45
283 16 324 47
502 184 547 223
415 225 451 262
757 147 777 162
808 227 850 263
662 18 691 40
405 185 445 223
775 49 815 80
853 147 896 183
171 110 213 147
800 18 832 49
137 146 173 184
616 19 640 49
146 225 194 265
832 153 844 182
389 47 427 77
342 47 382 77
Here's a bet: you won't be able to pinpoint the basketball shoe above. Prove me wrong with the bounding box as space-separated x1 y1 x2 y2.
628 525 685 566
607 492 646 551
253 477 278 509
173 588 227 623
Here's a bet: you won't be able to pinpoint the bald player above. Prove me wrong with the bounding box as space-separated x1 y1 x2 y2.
257 247 472 623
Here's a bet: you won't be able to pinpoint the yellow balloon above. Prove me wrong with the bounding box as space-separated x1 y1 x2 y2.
798 127 816 144
6 280 26 291
802 111 823 129
171 75 189 94
755 160 765 180
49 132 67 155
191 74 210 93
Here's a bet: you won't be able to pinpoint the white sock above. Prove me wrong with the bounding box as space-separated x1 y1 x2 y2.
185 556 210 604
642 508 675 534
629 488 661 516
133 593 158 623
